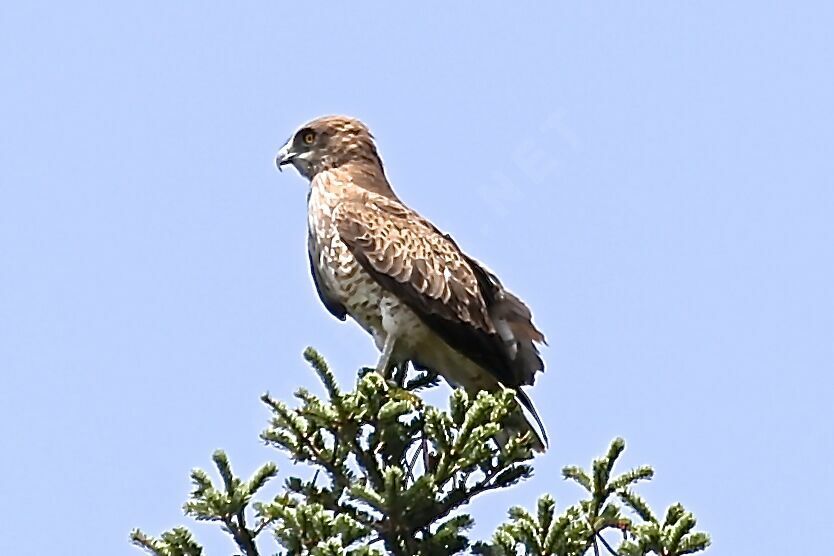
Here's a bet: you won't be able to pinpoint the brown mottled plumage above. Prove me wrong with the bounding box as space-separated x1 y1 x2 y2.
275 115 548 450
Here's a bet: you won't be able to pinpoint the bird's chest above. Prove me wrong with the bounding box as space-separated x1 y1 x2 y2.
307 189 385 331
306 187 428 349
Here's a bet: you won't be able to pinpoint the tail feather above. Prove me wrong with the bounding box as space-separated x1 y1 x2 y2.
514 387 548 451
488 387 549 452
461 256 548 451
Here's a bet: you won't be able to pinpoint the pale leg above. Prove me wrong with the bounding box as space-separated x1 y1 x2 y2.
376 333 397 377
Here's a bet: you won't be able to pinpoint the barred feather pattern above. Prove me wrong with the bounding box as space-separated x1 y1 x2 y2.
282 115 548 449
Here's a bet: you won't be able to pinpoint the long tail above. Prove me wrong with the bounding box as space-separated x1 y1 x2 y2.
495 386 549 452
514 387 549 451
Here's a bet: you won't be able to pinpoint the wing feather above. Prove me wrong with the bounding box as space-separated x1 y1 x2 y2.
334 193 526 385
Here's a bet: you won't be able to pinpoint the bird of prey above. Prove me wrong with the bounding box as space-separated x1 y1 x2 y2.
275 116 548 450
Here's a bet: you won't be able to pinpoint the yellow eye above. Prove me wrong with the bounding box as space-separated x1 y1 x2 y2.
303 132 316 145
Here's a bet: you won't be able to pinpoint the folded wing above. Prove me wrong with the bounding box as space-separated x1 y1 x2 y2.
334 190 545 391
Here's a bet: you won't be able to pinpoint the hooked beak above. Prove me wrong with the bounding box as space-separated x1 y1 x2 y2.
275 142 295 172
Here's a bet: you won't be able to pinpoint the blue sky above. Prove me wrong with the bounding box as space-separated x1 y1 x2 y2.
1 2 832 554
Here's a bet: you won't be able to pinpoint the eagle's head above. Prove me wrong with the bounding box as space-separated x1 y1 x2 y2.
275 115 384 180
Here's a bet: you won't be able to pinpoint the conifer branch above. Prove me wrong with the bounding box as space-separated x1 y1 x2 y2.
131 348 711 556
